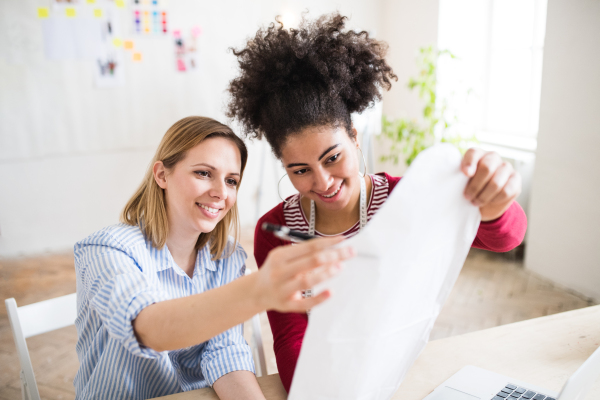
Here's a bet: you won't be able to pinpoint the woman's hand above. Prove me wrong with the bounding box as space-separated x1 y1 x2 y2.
254 236 355 313
461 148 522 222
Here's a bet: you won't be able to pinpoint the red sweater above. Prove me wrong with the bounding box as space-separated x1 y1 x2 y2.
254 173 527 392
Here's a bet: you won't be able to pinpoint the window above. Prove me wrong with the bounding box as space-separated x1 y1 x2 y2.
437 0 548 151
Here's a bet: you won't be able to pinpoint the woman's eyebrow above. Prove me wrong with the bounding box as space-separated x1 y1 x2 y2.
286 144 341 168
318 144 340 161
191 163 215 169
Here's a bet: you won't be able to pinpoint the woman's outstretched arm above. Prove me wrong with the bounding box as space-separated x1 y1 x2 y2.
133 236 354 352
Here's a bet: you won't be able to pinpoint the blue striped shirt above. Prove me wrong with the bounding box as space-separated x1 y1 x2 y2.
73 223 255 399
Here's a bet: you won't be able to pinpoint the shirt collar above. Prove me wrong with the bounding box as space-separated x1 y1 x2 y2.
152 241 217 274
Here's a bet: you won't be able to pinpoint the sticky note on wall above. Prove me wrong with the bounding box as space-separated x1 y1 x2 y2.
37 8 49 18
133 52 142 61
93 9 103 18
112 38 123 47
115 0 126 8
124 40 134 50
65 8 76 18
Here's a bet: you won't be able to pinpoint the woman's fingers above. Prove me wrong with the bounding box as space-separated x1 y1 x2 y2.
270 236 346 263
461 148 486 177
280 245 354 281
496 172 521 203
279 262 343 296
464 152 503 201
287 290 332 312
257 236 354 312
471 162 514 206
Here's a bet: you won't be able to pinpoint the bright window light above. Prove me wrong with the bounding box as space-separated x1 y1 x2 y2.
437 0 548 151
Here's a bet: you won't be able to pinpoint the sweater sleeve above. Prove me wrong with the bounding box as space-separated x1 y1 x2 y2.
472 201 527 252
254 204 308 393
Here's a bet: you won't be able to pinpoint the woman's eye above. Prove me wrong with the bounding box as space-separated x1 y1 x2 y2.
294 168 308 175
327 153 340 163
226 178 238 187
195 170 209 177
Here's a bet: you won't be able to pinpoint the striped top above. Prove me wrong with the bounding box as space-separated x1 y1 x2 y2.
282 174 390 237
73 223 254 400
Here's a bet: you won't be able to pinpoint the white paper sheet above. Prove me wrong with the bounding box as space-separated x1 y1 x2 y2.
41 16 102 60
289 144 481 400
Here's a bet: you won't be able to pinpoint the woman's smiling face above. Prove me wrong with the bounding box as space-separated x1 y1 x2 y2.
280 125 361 211
155 136 242 236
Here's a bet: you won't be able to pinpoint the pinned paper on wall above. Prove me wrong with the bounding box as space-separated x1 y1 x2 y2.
173 26 200 72
95 51 125 87
132 52 142 61
131 0 167 35
93 2 125 87
123 40 134 50
289 144 481 400
41 15 102 59
65 7 77 17
93 8 103 18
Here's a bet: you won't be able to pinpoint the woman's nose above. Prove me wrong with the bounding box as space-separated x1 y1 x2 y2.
312 168 333 192
209 180 228 200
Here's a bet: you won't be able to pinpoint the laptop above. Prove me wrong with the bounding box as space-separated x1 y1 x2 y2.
423 345 600 400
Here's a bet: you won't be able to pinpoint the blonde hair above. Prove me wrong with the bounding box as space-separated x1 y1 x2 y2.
121 116 248 260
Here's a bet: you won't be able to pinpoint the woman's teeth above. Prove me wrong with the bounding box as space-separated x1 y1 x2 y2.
322 184 342 198
199 204 219 214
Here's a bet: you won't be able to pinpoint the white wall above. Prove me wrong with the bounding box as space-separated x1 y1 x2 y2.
374 0 440 176
525 0 600 301
0 0 383 257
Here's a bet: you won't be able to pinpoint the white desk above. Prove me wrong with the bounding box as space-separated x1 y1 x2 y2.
158 305 600 400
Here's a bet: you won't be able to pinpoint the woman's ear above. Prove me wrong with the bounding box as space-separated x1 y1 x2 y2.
153 161 168 189
351 126 359 147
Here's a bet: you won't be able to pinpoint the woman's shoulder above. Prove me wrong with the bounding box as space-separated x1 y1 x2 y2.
220 236 248 261
373 172 401 193
74 223 147 259
257 199 288 226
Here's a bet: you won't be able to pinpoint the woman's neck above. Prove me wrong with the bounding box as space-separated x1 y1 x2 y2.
166 224 199 278
302 175 372 235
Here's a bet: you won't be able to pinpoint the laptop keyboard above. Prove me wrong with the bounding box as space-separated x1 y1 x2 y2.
491 383 556 400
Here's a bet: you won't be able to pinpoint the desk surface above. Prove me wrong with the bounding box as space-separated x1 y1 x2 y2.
158 305 600 400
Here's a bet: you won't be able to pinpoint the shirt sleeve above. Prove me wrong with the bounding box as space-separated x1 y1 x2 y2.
472 201 528 252
77 242 170 359
200 243 255 386
200 323 256 386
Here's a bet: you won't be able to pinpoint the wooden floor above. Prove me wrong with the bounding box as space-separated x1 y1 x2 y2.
0 230 594 400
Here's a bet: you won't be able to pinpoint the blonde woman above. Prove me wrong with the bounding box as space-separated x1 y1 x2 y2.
73 116 354 399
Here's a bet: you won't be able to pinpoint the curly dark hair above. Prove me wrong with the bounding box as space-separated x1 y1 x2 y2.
227 12 397 158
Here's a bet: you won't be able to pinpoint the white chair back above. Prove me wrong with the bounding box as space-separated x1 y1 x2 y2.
5 281 267 400
5 293 77 400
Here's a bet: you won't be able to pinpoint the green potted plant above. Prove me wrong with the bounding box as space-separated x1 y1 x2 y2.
379 46 475 166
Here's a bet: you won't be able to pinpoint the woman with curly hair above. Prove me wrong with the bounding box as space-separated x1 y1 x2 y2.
227 13 527 392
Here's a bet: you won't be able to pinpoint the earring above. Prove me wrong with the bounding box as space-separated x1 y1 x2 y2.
358 147 367 178
278 174 290 204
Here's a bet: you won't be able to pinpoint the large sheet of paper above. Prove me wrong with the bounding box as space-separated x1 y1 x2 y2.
289 144 481 400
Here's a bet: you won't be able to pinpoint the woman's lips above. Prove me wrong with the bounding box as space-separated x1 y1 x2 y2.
314 181 344 203
197 203 221 219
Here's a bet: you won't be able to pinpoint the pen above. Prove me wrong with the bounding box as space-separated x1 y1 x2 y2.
261 223 317 242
